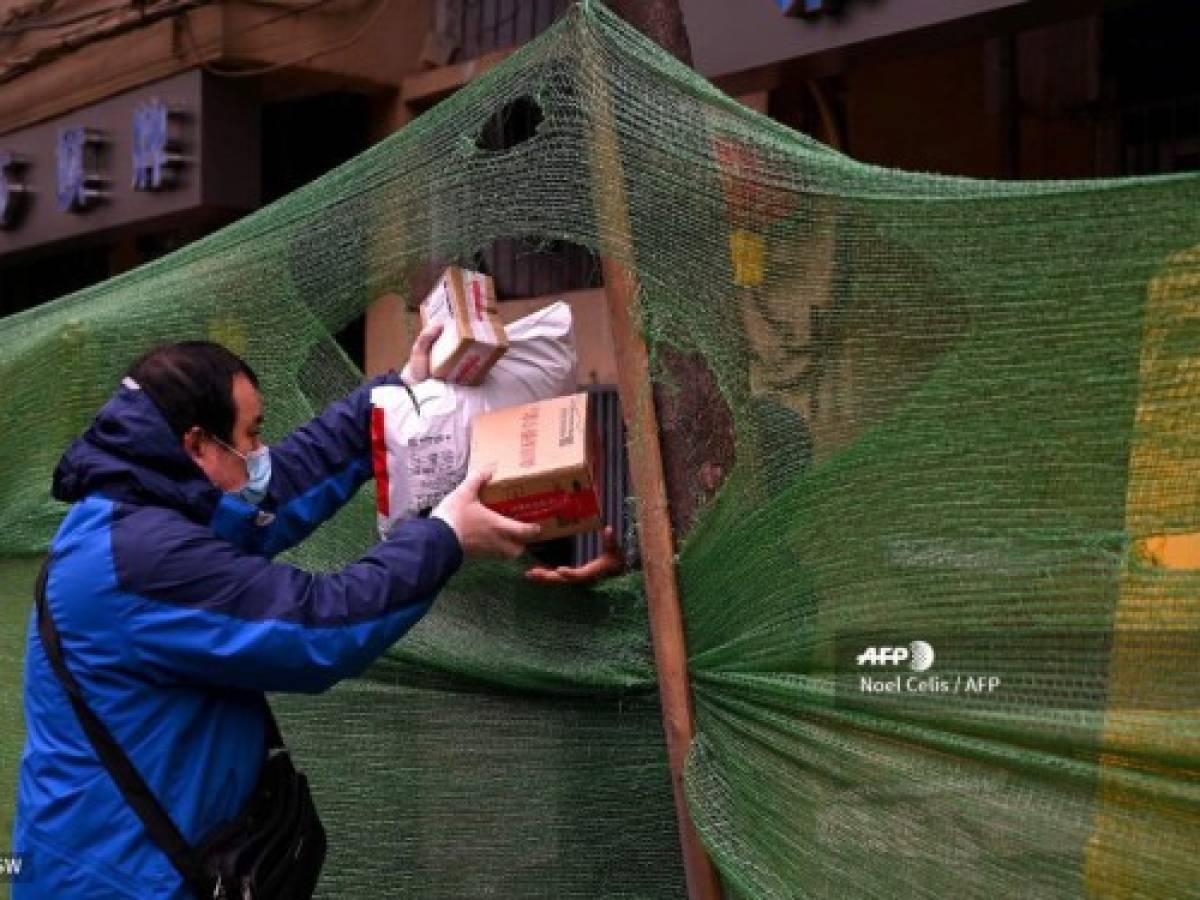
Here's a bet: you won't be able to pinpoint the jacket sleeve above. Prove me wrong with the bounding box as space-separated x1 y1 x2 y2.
217 372 401 558
112 511 461 693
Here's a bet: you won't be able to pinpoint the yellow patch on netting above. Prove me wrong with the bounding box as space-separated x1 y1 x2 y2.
1084 243 1200 897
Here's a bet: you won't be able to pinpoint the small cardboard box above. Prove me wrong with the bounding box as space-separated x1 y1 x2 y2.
469 392 603 541
421 267 508 385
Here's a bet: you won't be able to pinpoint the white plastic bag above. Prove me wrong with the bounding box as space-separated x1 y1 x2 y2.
370 301 577 537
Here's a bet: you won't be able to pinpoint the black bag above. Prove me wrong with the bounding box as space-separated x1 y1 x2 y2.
36 558 327 899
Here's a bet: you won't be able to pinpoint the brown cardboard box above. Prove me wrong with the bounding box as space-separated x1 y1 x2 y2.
420 266 508 385
469 392 603 540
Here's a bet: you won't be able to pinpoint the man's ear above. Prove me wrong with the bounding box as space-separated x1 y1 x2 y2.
181 426 206 463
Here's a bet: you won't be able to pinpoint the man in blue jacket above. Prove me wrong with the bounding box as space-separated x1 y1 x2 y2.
13 336 538 898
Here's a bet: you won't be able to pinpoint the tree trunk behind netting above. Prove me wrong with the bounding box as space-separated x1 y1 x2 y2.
604 0 736 545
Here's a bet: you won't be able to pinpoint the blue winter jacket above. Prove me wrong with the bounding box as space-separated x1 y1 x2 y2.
12 374 462 898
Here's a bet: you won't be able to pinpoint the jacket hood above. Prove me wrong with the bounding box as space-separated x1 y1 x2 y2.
52 379 223 523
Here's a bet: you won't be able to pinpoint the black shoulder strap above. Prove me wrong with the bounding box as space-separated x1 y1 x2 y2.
35 557 244 895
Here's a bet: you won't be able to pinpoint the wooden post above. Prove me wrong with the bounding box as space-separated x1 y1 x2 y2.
603 262 723 900
583 4 723 897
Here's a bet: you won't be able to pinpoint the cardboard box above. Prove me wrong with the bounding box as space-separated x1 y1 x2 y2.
469 392 603 541
421 267 508 385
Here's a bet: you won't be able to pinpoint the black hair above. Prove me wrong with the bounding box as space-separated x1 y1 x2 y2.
126 341 259 442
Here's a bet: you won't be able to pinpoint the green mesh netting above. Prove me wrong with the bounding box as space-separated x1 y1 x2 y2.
2 1 1200 896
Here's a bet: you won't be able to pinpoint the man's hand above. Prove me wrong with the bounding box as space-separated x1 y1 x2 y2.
432 468 541 559
524 526 625 584
400 321 444 384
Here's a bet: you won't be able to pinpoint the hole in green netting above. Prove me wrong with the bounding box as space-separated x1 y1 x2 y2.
476 95 545 153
